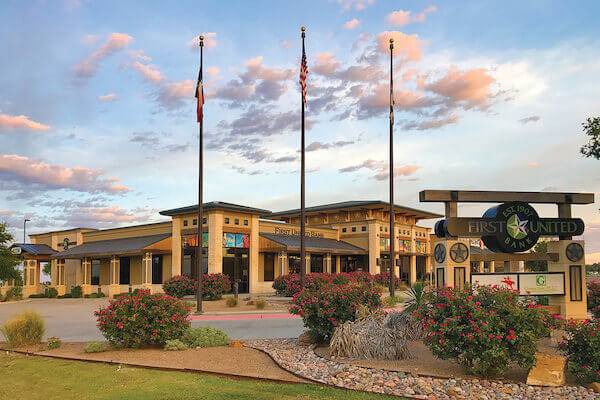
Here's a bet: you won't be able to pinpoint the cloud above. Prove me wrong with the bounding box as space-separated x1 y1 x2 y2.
132 61 165 83
357 84 438 119
423 67 496 110
305 140 354 152
528 162 538 167
344 19 360 30
331 0 374 11
255 80 288 101
519 115 541 124
339 159 420 180
61 205 160 228
0 111 50 131
217 106 315 137
206 66 220 79
376 31 425 61
211 79 255 103
155 79 195 109
0 154 132 195
241 56 294 83
281 41 292 49
387 6 437 26
97 94 120 103
402 115 459 131
72 32 132 79
313 53 341 76
187 32 217 50
313 53 383 82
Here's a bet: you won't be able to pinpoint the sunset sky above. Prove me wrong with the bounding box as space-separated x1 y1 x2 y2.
1 0 600 260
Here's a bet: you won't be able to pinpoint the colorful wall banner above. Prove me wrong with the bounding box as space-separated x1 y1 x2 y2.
223 233 250 248
183 233 208 248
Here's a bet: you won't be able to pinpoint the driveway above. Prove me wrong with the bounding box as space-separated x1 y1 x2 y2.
0 299 304 342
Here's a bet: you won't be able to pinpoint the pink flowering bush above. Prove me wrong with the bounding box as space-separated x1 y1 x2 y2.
162 274 230 300
95 290 190 347
273 272 374 297
559 318 600 384
290 284 381 340
588 281 600 319
373 271 402 287
416 285 561 377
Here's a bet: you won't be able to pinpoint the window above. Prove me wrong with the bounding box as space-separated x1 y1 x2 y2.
91 260 100 285
244 219 248 226
385 227 388 232
202 217 207 224
152 255 163 284
380 226 383 232
454 267 466 290
183 220 188 227
352 227 356 232
342 228 347 232
225 218 230 224
119 257 130 285
234 218 239 225
193 219 197 225
570 265 583 301
436 267 445 288
361 226 366 232
263 253 275 281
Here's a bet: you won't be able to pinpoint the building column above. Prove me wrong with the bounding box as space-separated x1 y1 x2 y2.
548 240 588 320
325 254 332 273
108 256 121 297
305 253 311 274
141 252 153 291
248 215 260 294
171 217 182 277
56 259 66 296
478 261 485 273
489 261 495 273
278 251 288 276
409 255 417 286
81 257 92 295
335 255 341 273
368 221 379 274
208 212 223 274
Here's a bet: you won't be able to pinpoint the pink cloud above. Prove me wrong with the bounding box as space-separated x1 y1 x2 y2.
0 111 50 131
344 18 361 29
156 79 195 108
424 67 496 109
340 159 420 181
0 154 132 194
72 32 132 79
97 94 120 102
387 6 437 26
313 52 341 76
402 115 459 131
331 0 374 11
132 61 165 83
376 31 425 61
241 56 294 83
281 41 292 49
206 66 220 78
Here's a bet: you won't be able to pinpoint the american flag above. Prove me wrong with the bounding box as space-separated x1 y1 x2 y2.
299 44 308 103
195 65 204 123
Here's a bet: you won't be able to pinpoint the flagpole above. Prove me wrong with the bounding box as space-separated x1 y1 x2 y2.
196 35 204 313
300 26 306 289
388 38 396 298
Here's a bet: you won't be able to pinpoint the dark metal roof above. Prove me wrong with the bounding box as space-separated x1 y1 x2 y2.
11 243 57 255
263 200 442 219
260 233 367 254
470 246 494 255
51 233 171 259
159 201 271 216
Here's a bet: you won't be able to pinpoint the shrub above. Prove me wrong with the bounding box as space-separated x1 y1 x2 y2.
57 293 72 298
203 273 231 301
416 285 561 377
588 281 600 319
290 284 382 341
95 289 191 347
0 311 45 347
225 296 238 307
255 298 267 310
47 336 61 350
382 295 403 307
181 326 229 348
84 341 108 353
46 287 58 298
70 285 83 298
163 275 196 298
29 293 47 298
273 273 302 296
373 272 402 288
4 286 23 301
164 339 188 351
559 319 600 384
273 272 375 297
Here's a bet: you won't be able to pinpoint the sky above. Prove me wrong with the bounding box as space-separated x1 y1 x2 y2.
1 0 600 260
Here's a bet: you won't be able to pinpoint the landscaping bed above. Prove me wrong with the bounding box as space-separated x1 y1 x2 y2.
187 297 290 313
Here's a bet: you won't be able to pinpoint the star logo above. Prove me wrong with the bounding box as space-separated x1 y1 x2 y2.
449 243 469 263
507 214 528 239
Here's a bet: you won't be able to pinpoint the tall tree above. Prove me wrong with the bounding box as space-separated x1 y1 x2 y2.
525 241 548 272
580 117 600 159
0 222 22 284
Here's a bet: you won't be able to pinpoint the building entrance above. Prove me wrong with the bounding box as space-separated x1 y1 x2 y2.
223 248 249 293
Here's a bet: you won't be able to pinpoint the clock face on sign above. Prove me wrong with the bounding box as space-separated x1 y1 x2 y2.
566 242 583 262
434 243 446 264
449 242 469 263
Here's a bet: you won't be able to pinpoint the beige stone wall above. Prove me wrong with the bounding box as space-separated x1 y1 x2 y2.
84 222 171 242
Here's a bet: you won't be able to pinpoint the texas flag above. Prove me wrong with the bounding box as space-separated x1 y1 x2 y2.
195 66 204 123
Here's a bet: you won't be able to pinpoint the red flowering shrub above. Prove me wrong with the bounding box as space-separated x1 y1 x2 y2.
559 318 600 384
273 272 374 297
163 275 196 298
374 271 402 287
416 285 560 377
290 284 381 340
95 290 190 347
162 274 230 300
588 281 600 318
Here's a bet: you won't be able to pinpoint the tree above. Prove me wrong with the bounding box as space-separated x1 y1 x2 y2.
0 222 22 284
525 241 548 272
580 117 600 159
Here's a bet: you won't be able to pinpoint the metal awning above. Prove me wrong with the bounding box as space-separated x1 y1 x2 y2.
51 233 171 259
10 243 57 256
260 233 367 254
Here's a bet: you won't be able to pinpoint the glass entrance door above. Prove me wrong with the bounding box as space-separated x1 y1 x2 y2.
222 248 249 293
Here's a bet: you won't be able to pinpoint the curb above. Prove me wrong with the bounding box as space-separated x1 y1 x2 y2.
190 314 301 321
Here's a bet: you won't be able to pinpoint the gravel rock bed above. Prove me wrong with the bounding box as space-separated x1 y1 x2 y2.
245 338 599 400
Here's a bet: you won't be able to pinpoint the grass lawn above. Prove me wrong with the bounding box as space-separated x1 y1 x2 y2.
0 352 398 400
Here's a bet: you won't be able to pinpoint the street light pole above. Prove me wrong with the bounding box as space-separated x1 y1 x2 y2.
23 219 30 243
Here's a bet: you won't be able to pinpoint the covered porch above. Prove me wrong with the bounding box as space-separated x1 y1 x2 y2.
50 233 172 297
4 243 57 297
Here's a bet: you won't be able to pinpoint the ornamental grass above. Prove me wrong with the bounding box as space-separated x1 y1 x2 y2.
0 310 45 348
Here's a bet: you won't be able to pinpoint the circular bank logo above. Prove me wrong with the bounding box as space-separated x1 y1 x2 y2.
482 202 541 254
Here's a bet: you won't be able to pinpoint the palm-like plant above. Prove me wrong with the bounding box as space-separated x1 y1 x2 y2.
404 280 427 314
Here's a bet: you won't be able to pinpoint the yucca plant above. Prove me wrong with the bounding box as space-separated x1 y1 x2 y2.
404 280 427 314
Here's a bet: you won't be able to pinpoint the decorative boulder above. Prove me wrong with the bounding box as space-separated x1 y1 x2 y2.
526 353 567 387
